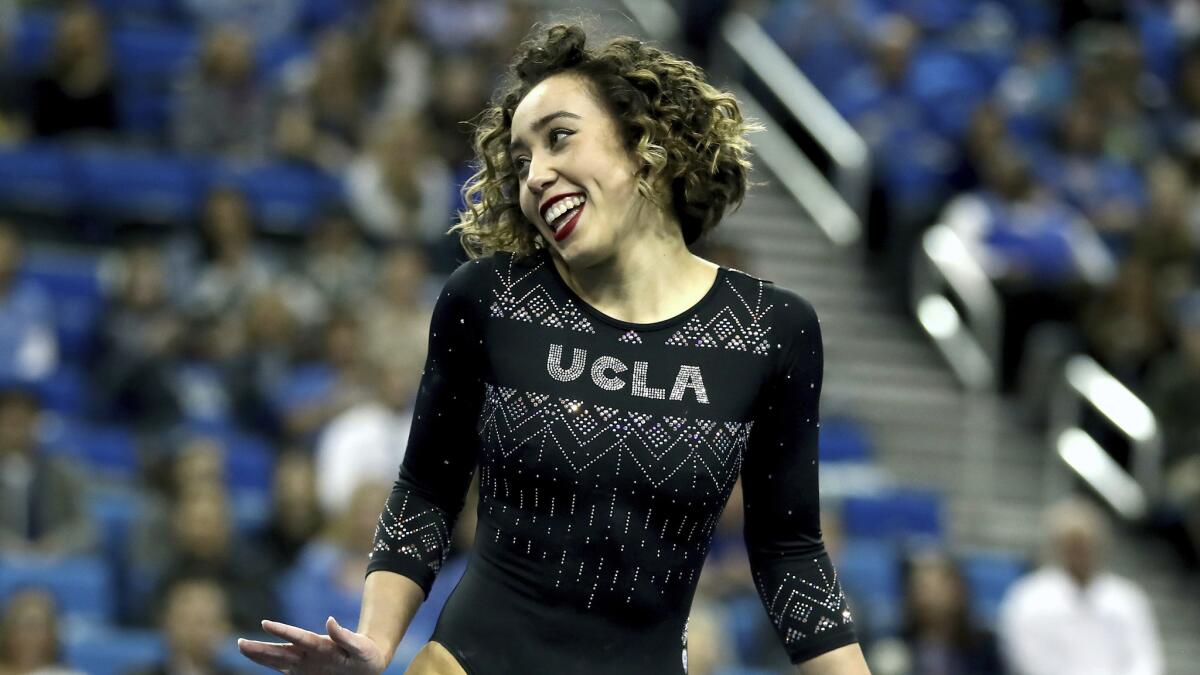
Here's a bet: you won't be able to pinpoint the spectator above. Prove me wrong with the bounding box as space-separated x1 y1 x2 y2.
279 480 389 632
147 483 276 632
125 576 239 675
359 242 433 370
173 25 277 160
998 496 1164 675
275 28 366 171
1078 254 1169 386
344 112 454 246
1160 44 1200 177
943 142 1114 389
0 587 83 675
95 243 186 431
287 207 377 324
1143 291 1200 565
186 187 278 320
226 286 302 437
890 550 1003 675
995 36 1072 141
178 0 300 43
0 0 28 142
357 0 433 119
1129 156 1197 305
0 223 57 383
29 1 118 139
427 51 492 171
256 450 323 570
274 307 371 443
314 352 421 517
762 0 879 96
0 383 96 557
1033 94 1144 255
412 0 510 54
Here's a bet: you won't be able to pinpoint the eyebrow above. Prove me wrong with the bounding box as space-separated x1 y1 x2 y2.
508 111 582 154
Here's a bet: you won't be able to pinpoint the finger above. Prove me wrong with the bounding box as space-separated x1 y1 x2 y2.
261 619 326 650
238 638 302 670
326 615 365 658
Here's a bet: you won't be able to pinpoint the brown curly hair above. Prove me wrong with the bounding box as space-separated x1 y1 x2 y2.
449 23 763 258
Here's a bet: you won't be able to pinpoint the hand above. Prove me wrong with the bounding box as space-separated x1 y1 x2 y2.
238 616 389 674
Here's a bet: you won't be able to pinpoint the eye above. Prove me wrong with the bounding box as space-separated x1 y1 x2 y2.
549 128 572 146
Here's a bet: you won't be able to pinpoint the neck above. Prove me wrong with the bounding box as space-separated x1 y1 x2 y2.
549 209 716 325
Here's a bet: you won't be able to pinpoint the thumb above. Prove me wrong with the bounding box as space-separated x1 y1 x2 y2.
326 615 368 659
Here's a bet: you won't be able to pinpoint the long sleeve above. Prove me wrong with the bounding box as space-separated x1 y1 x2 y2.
741 287 857 664
366 258 488 598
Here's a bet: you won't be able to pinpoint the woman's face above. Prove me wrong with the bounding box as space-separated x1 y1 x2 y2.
510 73 644 268
2 589 60 668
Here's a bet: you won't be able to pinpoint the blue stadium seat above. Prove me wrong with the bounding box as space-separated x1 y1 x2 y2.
818 417 873 463
836 538 902 637
842 489 944 541
219 164 343 235
0 554 114 624
962 550 1028 628
64 628 163 675
112 25 200 83
0 144 77 218
10 9 56 72
36 365 87 415
111 26 199 138
76 150 210 226
258 33 311 79
179 420 276 493
20 249 106 363
40 417 139 478
91 0 179 26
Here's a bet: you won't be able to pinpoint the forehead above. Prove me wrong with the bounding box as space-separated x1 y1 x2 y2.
511 74 597 137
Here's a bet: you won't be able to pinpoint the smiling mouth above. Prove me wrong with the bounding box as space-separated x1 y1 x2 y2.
545 195 587 232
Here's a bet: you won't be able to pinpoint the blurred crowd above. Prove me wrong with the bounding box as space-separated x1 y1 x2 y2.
0 0 1180 674
0 0 537 672
763 0 1200 573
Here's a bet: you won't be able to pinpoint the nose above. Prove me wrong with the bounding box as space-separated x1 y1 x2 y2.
525 154 556 196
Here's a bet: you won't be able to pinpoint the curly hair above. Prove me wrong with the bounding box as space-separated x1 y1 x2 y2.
449 23 763 258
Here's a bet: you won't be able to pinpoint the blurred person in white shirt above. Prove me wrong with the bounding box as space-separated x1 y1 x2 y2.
998 496 1164 675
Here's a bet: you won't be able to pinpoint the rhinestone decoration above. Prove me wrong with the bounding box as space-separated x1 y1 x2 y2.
547 343 586 382
669 365 708 404
631 361 666 400
371 492 453 574
665 277 774 356
474 382 751 611
490 254 596 333
591 356 627 391
752 556 854 648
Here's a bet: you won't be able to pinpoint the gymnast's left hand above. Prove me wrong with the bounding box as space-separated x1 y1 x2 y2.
237 615 389 674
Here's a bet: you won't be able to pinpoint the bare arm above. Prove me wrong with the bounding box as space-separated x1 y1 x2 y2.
237 572 425 673
357 570 427 664
796 643 872 675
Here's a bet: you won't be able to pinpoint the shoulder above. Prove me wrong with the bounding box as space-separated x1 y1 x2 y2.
438 252 505 304
1096 572 1154 609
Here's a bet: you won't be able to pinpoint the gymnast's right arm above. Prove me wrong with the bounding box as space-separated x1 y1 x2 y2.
238 259 488 673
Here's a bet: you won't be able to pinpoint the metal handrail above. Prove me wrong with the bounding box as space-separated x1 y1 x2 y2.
718 12 871 223
616 0 868 246
1046 354 1162 520
910 223 1004 390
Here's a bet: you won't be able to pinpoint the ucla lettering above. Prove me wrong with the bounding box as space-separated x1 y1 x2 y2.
546 343 709 404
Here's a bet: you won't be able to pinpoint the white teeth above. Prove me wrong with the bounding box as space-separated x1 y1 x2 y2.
546 195 585 227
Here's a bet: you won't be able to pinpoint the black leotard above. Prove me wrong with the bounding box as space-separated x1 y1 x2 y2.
367 249 857 674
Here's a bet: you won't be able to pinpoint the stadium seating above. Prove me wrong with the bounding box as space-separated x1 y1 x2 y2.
0 554 114 625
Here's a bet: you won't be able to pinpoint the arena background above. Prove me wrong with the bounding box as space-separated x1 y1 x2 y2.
0 0 1198 673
